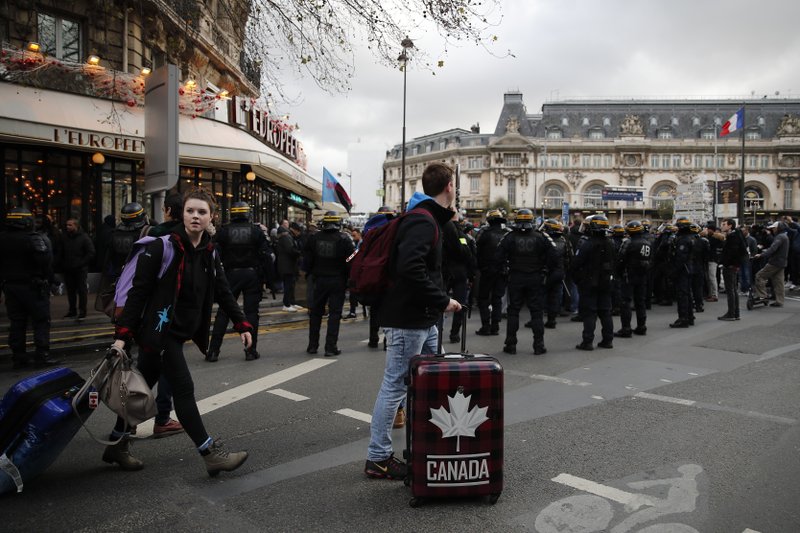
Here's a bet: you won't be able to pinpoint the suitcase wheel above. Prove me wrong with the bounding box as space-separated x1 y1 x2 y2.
488 493 500 505
409 497 424 508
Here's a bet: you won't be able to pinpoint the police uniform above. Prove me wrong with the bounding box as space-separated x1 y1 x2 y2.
670 220 696 328
475 212 509 336
571 216 615 350
0 209 59 368
443 220 474 342
304 214 355 356
494 210 557 355
541 220 572 328
615 222 651 337
208 204 273 361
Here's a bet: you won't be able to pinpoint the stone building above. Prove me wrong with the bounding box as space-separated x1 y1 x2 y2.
383 92 800 224
0 0 319 240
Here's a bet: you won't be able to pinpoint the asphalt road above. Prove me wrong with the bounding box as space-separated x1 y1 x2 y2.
1 298 799 532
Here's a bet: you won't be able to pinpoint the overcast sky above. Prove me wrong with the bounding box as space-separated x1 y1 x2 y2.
277 0 800 213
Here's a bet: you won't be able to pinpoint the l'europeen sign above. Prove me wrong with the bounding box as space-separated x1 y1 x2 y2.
230 97 298 161
53 129 145 154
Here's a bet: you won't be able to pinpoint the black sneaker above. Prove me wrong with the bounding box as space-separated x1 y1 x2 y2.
717 315 736 321
475 328 492 336
633 326 647 336
614 328 632 338
575 342 594 351
669 319 690 328
502 345 516 354
533 345 547 355
364 454 407 480
324 347 341 357
306 345 318 355
597 340 613 349
205 350 219 362
449 335 460 344
245 348 260 361
344 312 357 319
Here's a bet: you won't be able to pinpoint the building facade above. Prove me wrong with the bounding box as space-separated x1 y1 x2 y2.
0 0 320 243
383 92 800 224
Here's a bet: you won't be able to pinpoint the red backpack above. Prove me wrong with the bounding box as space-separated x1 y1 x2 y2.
347 208 439 306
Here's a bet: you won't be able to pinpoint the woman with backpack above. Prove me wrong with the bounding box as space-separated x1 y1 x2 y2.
102 188 254 477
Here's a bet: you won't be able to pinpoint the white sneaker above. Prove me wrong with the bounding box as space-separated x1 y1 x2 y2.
292 305 305 311
282 306 297 312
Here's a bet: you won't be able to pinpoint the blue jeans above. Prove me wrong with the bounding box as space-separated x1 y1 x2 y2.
367 325 438 462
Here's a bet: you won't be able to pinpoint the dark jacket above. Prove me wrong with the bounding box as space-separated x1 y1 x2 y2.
113 226 252 355
442 220 474 284
61 228 95 271
378 195 455 329
276 230 301 276
147 220 181 237
303 228 355 278
720 228 749 267
760 230 789 268
0 228 52 284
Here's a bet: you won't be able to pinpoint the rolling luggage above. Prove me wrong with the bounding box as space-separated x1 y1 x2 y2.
0 367 90 494
404 311 503 506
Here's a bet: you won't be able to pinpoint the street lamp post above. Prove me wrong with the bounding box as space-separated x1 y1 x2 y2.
398 36 414 213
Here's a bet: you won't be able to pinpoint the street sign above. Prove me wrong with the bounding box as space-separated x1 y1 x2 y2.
144 64 179 194
375 189 384 197
602 187 643 202
561 201 569 224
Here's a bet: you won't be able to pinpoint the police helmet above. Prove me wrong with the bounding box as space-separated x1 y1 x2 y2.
230 201 251 221
588 214 610 235
486 209 506 225
675 217 692 231
612 224 625 236
377 205 397 220
462 222 475 234
641 219 652 232
514 209 535 230
626 220 644 234
542 218 564 235
690 223 701 234
5 207 33 230
321 210 342 231
663 223 677 234
120 202 147 229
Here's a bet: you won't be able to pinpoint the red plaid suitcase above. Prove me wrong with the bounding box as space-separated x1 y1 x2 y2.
404 315 503 506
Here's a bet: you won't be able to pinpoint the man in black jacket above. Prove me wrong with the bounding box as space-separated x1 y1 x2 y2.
61 218 95 319
718 218 749 320
443 216 474 343
475 210 508 335
365 163 462 481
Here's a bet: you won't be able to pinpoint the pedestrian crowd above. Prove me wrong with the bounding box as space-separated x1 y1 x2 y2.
0 162 795 481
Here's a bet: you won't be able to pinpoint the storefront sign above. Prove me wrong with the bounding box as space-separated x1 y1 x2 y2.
602 187 643 202
288 192 304 204
53 128 145 154
230 97 298 161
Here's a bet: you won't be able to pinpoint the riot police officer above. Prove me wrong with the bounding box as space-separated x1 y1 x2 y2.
443 216 475 343
208 202 273 361
571 214 615 350
670 217 695 328
541 219 572 329
689 223 709 313
0 208 60 369
106 202 149 278
494 209 557 355
475 209 509 336
610 224 626 315
615 220 651 337
653 223 677 306
304 212 355 356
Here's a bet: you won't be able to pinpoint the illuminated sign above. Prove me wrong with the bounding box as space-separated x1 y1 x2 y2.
53 129 145 154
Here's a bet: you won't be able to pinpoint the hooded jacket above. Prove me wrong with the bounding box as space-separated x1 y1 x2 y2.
378 192 455 329
113 226 252 354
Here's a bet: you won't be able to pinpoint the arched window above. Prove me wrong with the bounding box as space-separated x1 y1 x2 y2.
543 183 565 209
583 183 607 208
744 186 764 211
651 183 675 209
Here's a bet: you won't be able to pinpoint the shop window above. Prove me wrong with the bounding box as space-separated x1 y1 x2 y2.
38 12 81 62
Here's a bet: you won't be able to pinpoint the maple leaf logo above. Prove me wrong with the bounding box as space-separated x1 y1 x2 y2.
429 388 489 452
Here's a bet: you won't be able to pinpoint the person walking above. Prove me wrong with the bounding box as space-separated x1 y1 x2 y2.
753 220 790 308
718 218 749 320
61 218 95 319
364 163 461 480
615 220 651 338
304 212 355 357
102 189 253 476
571 215 615 350
361 206 397 348
0 208 60 369
207 201 273 362
495 209 557 355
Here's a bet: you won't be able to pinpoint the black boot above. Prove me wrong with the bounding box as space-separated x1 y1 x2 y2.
669 319 690 328
633 325 647 335
544 315 556 329
614 328 632 338
502 344 516 354
205 349 220 362
490 322 500 335
244 348 260 361
575 341 594 351
475 326 492 336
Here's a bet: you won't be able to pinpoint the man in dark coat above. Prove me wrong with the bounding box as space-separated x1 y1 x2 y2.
61 218 95 319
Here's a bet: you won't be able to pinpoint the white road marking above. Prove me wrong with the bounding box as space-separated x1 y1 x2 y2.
743 529 762 533
334 408 372 423
660 378 673 383
591 395 604 400
551 473 654 510
635 392 696 406
267 389 309 402
134 358 335 438
530 374 592 387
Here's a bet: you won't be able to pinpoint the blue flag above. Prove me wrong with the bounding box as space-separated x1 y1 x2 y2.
322 167 352 212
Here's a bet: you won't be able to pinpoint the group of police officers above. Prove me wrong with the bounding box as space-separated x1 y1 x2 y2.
0 198 753 368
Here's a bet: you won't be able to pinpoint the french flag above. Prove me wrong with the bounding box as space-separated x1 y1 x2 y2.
720 107 744 137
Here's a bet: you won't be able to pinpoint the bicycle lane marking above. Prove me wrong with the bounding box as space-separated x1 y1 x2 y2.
551 473 655 510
